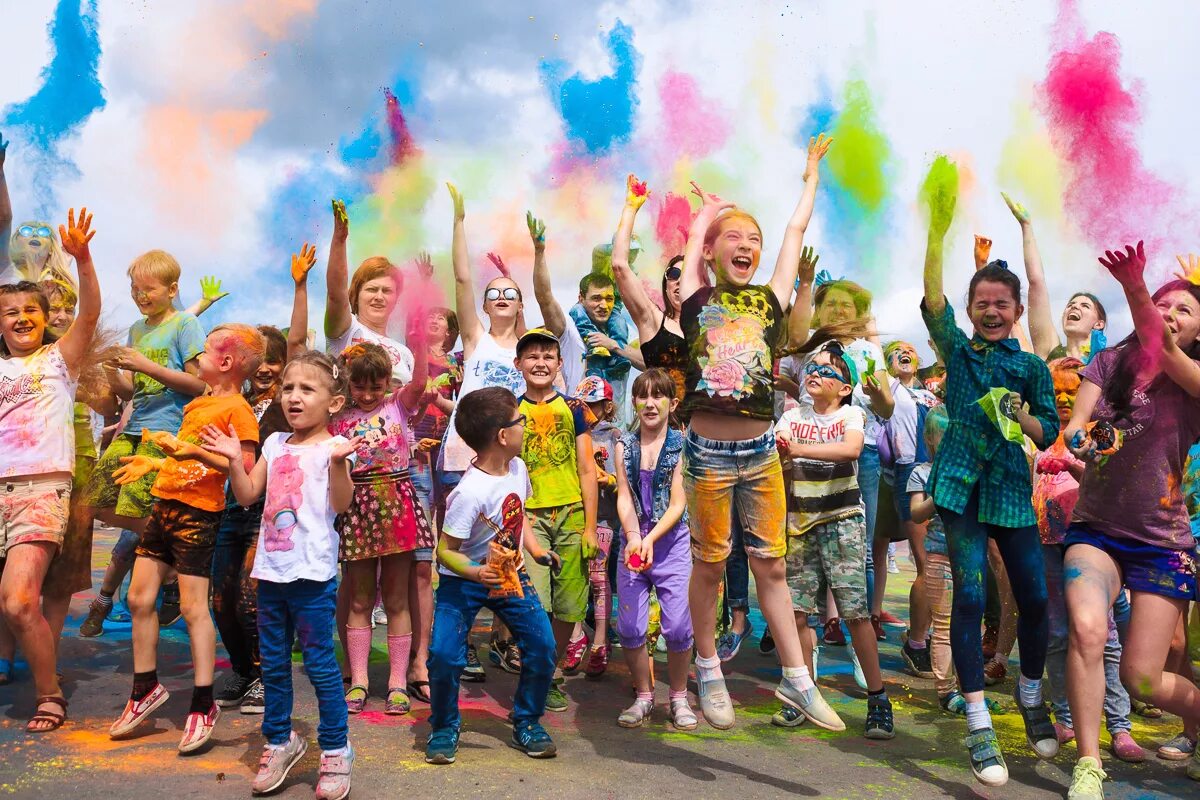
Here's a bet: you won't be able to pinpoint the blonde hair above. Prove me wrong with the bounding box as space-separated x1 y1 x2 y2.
42 279 78 308
348 256 402 315
210 323 266 376
127 249 181 286
702 210 763 249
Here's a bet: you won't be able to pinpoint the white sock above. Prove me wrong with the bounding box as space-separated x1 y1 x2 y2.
965 700 991 733
695 653 723 683
1018 674 1043 708
782 664 815 693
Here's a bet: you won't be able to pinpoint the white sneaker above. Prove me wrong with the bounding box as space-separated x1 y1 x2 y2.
696 673 735 730
371 604 387 627
849 646 867 690
775 679 845 731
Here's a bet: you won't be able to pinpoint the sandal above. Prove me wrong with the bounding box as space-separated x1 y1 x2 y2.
345 685 368 714
385 688 411 715
408 681 431 704
27 695 68 733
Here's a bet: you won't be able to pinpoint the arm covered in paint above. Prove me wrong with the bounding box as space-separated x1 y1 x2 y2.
770 134 832 307
680 182 735 302
185 276 230 318
576 431 599 558
612 175 663 341
921 157 958 316
324 199 352 341
786 247 818 349
447 183 484 356
289 243 317 361
528 211 566 337
57 207 101 373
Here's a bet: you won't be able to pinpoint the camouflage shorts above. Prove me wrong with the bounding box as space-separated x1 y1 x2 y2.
785 513 868 619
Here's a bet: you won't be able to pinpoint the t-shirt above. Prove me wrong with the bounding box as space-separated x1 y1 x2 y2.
519 391 590 509
0 343 79 478
252 432 351 583
441 334 525 472
330 391 413 477
1073 348 1200 550
152 394 259 512
326 317 414 386
681 283 784 421
590 420 621 528
1033 437 1082 546
906 463 945 556
438 458 531 578
126 311 206 435
886 380 939 464
775 403 865 534
784 338 888 446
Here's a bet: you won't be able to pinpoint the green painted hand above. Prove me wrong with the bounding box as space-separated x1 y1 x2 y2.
1001 192 1030 225
200 275 229 304
525 211 546 245
447 182 465 221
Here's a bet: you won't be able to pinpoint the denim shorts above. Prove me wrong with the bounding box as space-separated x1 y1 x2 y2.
1065 524 1198 600
683 429 786 562
891 461 919 523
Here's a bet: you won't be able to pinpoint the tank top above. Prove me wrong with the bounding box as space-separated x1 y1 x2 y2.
640 318 687 402
0 343 79 478
441 333 527 472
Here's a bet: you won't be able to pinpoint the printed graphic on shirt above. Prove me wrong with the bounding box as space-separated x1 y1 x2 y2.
473 358 526 396
485 493 524 551
262 451 303 552
695 296 773 400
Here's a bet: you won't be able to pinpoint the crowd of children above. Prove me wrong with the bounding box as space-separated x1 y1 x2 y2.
1 128 1199 800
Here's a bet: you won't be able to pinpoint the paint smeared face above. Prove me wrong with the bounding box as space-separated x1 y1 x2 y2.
0 291 47 355
968 280 1022 342
704 217 761 287
633 387 674 429
515 343 561 390
356 276 398 327
483 278 522 321
1051 368 1081 425
803 351 851 404
1062 294 1103 337
281 362 344 431
251 357 283 395
349 376 389 412
47 295 76 337
581 284 615 325
196 333 232 384
887 342 918 378
10 221 56 273
815 287 859 327
1156 289 1200 349
129 274 177 319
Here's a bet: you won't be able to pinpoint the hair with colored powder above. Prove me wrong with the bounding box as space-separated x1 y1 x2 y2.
42 278 78 309
0 282 57 357
883 340 918 374
210 323 266 376
454 386 519 452
814 279 873 324
283 350 348 398
340 341 393 385
923 404 949 455
579 272 615 296
967 261 1023 306
1048 356 1083 395
1068 291 1107 324
702 209 763 250
126 249 181 286
348 256 402 316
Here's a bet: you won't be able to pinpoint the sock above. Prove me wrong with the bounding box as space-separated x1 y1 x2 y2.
695 653 723 683
636 690 653 704
386 633 412 690
782 664 815 693
132 670 158 701
669 689 688 704
346 626 372 688
868 687 889 704
190 684 214 714
1018 674 1043 708
908 636 927 650
965 700 992 733
95 592 114 607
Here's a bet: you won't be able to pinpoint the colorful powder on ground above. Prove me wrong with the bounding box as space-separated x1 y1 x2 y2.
920 155 959 233
2 0 106 216
997 98 1064 222
655 70 731 169
653 191 694 257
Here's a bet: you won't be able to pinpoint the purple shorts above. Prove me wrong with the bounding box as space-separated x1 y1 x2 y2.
615 523 693 651
1064 525 1197 600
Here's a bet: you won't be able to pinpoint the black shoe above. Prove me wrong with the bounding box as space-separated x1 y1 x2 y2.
901 639 934 679
216 673 254 707
158 586 182 628
461 644 486 683
240 679 265 714
489 639 521 674
758 626 776 655
865 696 895 740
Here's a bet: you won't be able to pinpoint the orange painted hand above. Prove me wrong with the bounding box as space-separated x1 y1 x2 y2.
142 428 185 456
446 182 465 221
804 133 833 180
59 207 96 261
1099 241 1147 288
416 437 441 453
331 199 349 241
1174 253 1200 286
112 454 165 485
974 235 993 269
486 252 510 278
525 211 546 248
1001 192 1030 225
291 242 317 284
625 173 650 210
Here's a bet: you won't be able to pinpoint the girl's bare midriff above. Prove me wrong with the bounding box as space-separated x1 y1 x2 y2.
688 410 772 441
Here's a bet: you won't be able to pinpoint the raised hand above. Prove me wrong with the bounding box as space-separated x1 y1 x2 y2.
0 132 7 167
199 423 243 462
974 235 993 269
525 211 546 248
1001 191 1030 225
112 454 165 485
446 182 465 221
1174 253 1200 285
330 435 363 463
625 173 650 210
291 242 317 284
803 132 833 180
1098 241 1146 287
798 245 819 283
414 251 434 281
485 252 510 278
58 207 96 261
921 155 958 239
689 181 736 216
331 199 349 241
200 275 229 304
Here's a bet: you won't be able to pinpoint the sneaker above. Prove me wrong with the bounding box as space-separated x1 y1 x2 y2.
1187 748 1200 781
315 745 354 800
1158 731 1197 761
696 673 736 730
1110 730 1146 763
759 625 776 655
823 619 846 646
216 673 255 707
110 684 170 738
252 731 307 795
461 644 486 682
79 600 110 638
371 604 387 628
158 589 182 628
901 639 934 679
887 555 900 574
1055 722 1076 745
865 696 895 740
849 646 868 691
240 680 265 715
981 624 998 661
584 644 610 677
775 679 845 731
544 681 568 712
1131 699 1163 719
964 728 1008 787
870 615 885 642
771 705 806 728
983 658 1008 686
425 727 459 765
561 632 588 674
108 603 132 623
488 638 522 674
617 698 653 728
1012 687 1058 759
876 610 904 626
178 703 220 753
511 722 557 758
940 691 966 716
1066 756 1106 799
717 621 754 663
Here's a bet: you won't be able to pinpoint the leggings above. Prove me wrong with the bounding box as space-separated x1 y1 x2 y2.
589 525 614 625
938 488 1048 695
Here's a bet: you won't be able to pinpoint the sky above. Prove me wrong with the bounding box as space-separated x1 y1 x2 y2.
4 0 1200 360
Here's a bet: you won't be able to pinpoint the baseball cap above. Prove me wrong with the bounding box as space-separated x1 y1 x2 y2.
516 326 560 354
574 375 613 403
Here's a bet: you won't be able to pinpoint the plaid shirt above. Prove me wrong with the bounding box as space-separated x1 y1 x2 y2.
922 298 1058 528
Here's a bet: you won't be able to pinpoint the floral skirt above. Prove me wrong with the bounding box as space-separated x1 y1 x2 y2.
336 471 432 562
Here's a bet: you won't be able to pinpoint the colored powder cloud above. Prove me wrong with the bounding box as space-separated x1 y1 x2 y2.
653 191 694 258
920 155 959 233
2 0 106 217
655 70 732 169
540 21 641 157
997 98 1064 223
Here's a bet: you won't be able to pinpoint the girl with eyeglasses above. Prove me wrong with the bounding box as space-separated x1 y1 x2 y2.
0 135 76 289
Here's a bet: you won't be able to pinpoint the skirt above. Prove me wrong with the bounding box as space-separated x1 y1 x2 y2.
336 471 432 562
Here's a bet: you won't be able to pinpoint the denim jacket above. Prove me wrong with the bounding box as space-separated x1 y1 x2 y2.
621 427 686 527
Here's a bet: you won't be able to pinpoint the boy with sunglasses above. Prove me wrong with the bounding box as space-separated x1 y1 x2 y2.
773 347 895 739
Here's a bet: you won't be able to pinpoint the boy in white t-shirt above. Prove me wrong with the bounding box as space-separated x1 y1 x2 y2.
773 348 895 740
426 386 562 765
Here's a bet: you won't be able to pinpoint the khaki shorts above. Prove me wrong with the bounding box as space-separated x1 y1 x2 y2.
0 475 72 555
785 513 868 620
524 502 588 623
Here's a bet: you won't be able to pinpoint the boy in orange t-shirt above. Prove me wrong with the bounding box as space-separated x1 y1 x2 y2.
107 324 264 754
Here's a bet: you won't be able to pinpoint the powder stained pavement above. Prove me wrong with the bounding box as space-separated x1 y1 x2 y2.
0 529 1195 799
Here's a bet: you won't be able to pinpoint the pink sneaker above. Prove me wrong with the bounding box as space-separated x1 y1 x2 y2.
561 633 588 674
1055 722 1075 745
178 703 221 753
1111 730 1147 763
315 746 354 800
110 684 170 739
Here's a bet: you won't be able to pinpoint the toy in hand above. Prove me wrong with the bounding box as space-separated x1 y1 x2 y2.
1087 420 1123 456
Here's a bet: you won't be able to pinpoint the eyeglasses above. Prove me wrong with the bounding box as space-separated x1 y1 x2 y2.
665 266 682 281
501 414 526 428
485 287 520 301
17 225 52 239
803 362 848 383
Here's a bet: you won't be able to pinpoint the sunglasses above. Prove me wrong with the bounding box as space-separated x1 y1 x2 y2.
501 414 526 428
17 225 52 239
804 362 848 383
665 266 682 281
485 287 520 302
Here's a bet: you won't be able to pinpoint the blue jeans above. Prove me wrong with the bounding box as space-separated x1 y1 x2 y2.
258 578 347 751
428 571 556 731
939 488 1048 695
724 514 750 612
858 445 880 609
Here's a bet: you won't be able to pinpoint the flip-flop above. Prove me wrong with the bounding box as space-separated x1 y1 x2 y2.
27 695 68 733
408 681 431 704
385 688 411 715
345 685 368 714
